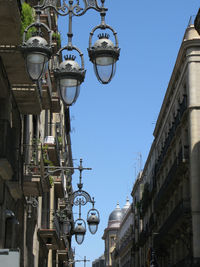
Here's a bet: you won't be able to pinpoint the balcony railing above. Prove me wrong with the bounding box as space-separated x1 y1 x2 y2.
149 213 155 232
54 172 65 198
44 135 60 167
0 119 15 180
0 0 21 45
23 144 51 196
51 92 61 113
154 200 191 247
138 229 148 247
149 169 156 197
155 95 187 175
118 232 133 253
38 212 66 250
154 148 188 211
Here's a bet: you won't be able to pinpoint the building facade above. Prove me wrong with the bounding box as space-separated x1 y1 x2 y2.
132 20 200 267
92 255 105 267
0 1 74 266
102 199 132 267
113 198 133 267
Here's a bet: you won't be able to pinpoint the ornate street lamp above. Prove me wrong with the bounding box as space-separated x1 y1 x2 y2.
87 207 100 234
54 51 85 106
21 0 120 106
71 159 100 244
21 6 52 81
88 3 120 84
44 159 100 245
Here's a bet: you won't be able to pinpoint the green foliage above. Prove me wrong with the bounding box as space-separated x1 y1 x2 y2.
42 144 54 166
31 138 41 164
49 175 54 186
21 3 35 40
52 32 61 47
58 136 62 144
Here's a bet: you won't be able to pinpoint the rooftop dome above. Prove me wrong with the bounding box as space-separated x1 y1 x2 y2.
122 197 131 215
108 203 123 222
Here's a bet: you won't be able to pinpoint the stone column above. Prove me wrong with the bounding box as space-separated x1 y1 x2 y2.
188 50 200 261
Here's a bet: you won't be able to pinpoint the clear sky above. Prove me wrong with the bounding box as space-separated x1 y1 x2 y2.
58 1 200 266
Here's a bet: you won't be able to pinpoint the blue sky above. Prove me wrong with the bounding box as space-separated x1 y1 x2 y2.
58 1 200 266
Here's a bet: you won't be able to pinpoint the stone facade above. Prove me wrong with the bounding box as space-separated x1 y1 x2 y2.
131 21 200 267
0 1 73 266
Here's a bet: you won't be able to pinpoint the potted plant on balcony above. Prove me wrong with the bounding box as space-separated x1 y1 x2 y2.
21 3 35 40
28 138 41 173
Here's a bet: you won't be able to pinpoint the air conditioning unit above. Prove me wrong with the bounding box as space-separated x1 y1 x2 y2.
0 249 20 267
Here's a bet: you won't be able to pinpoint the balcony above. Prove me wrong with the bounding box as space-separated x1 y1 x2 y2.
51 92 61 113
44 136 60 166
0 120 14 180
7 153 23 200
54 173 65 198
42 84 51 110
12 84 42 114
57 249 68 262
23 145 51 196
0 0 21 45
59 236 68 250
140 183 150 217
154 200 191 247
38 215 61 250
59 199 67 209
0 46 33 87
0 56 11 99
155 96 187 175
23 163 43 196
149 213 155 232
154 149 188 211
138 229 148 247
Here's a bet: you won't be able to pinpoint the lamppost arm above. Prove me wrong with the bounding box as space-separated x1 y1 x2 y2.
36 0 107 17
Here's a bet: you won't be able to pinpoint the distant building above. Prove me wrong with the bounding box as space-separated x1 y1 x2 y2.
102 198 132 267
113 198 133 267
92 255 105 267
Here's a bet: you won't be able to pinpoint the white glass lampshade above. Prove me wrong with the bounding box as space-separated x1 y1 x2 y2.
87 212 100 234
74 222 86 245
88 223 98 235
94 56 116 84
26 52 47 81
60 78 80 106
75 232 85 245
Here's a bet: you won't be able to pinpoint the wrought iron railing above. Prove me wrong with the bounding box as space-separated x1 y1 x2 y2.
155 95 187 175
41 210 61 238
154 147 189 211
24 143 42 174
149 213 155 231
154 158 178 210
154 200 190 246
0 119 15 170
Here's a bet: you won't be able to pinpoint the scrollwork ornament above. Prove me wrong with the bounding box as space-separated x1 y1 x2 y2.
71 0 102 16
74 196 87 206
71 190 93 206
36 0 102 17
